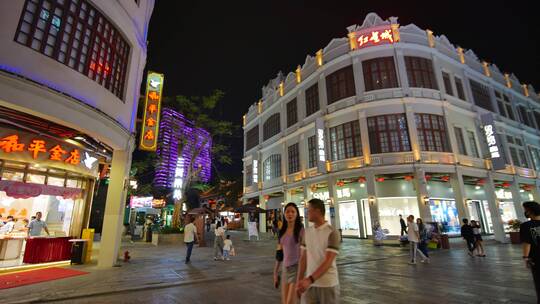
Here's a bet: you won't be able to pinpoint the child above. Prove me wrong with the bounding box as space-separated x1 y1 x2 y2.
223 235 233 261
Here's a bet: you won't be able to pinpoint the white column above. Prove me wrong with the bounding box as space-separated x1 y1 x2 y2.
259 194 266 234
450 170 470 221
327 177 338 228
358 110 371 165
485 173 506 243
393 48 410 95
318 73 329 110
303 184 311 226
509 178 527 222
98 146 133 267
365 170 379 230
414 168 431 221
405 104 421 161
352 57 365 98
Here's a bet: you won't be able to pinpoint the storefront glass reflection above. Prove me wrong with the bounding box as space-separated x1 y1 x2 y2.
428 198 460 234
377 197 419 235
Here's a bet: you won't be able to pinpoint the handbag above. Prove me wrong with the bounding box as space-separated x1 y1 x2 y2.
427 240 438 249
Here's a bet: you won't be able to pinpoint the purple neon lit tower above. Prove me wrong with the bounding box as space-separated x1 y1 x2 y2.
154 107 212 189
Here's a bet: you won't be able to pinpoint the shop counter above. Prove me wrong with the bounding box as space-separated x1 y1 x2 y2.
23 237 72 264
0 236 25 260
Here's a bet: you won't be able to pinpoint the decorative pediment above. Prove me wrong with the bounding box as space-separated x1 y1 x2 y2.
436 34 455 51
510 73 520 83
464 49 479 61
323 38 348 53
490 64 502 75
347 12 390 32
285 71 295 84
399 23 425 35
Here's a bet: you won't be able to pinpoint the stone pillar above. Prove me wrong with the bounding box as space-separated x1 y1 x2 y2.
352 57 365 98
450 170 470 220
365 170 379 230
98 147 133 267
414 168 431 221
259 194 266 235
303 184 310 226
485 173 506 243
328 177 339 228
510 178 527 222
358 110 371 165
394 48 410 95
405 104 421 162
318 73 329 110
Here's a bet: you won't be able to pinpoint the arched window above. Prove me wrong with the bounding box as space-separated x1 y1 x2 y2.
263 154 281 181
263 113 281 140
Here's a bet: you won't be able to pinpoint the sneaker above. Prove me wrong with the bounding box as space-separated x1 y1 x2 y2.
467 251 474 257
425 258 430 264
408 261 416 265
221 257 225 261
226 258 231 261
420 259 426 263
213 257 218 261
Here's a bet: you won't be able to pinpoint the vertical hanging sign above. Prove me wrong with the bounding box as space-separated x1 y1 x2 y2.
480 113 505 170
315 118 327 173
139 71 165 151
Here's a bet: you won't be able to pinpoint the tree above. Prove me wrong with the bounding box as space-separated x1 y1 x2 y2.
161 90 239 227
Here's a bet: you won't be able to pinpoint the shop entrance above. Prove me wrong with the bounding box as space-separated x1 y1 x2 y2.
338 200 360 238
466 200 493 234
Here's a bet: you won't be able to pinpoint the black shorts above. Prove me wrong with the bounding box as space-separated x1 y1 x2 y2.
474 234 482 242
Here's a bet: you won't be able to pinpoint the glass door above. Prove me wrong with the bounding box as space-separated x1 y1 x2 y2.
338 200 360 238
360 199 372 237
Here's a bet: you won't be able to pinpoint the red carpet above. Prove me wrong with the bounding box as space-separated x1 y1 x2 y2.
0 267 88 289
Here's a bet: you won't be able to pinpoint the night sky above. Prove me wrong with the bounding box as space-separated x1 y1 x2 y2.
144 0 539 176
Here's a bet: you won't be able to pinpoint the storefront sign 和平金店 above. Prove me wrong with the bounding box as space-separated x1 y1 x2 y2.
0 128 99 176
139 71 165 151
480 113 506 171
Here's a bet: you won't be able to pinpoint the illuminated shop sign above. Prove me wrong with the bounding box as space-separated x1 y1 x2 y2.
0 129 99 176
480 113 505 170
313 191 330 201
252 159 258 184
139 71 165 151
130 196 153 208
173 157 184 200
336 188 351 199
315 118 327 173
351 25 397 50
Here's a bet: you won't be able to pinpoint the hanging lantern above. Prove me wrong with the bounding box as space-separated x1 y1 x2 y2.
425 174 432 181
502 182 511 188
441 176 450 182
477 179 486 186
522 184 534 191
264 195 270 200
358 176 366 183
336 181 345 187
310 185 318 192
404 175 414 181
376 177 385 182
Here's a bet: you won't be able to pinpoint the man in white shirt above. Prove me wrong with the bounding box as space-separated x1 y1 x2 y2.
183 216 198 264
28 212 50 237
407 215 427 264
0 216 15 234
297 198 340 304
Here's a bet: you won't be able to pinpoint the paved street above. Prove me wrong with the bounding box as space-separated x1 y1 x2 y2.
2 231 536 304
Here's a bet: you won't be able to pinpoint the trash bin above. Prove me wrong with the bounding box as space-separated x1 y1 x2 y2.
440 234 450 249
69 239 88 264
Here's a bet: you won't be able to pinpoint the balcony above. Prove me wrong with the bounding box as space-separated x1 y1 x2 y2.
243 184 259 194
456 154 486 169
420 152 455 164
286 172 304 184
370 152 415 166
514 166 536 179
330 156 365 172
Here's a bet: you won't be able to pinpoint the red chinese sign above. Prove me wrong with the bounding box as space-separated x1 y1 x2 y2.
139 71 165 151
351 25 397 50
0 128 99 176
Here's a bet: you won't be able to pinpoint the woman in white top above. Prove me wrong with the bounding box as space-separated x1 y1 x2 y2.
471 220 486 257
213 222 225 260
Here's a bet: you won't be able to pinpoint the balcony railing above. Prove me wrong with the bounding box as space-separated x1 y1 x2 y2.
456 154 486 169
287 172 304 183
515 166 536 179
371 152 415 166
420 152 455 164
330 156 365 171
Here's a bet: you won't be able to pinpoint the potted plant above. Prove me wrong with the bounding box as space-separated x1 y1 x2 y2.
507 219 521 244
152 226 183 246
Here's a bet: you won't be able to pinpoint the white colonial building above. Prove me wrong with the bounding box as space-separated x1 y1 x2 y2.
0 0 154 267
242 13 540 242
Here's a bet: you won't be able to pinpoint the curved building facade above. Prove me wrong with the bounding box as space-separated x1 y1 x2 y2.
0 0 154 267
242 13 540 242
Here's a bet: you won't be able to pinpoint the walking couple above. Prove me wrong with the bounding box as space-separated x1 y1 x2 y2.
460 218 486 257
406 215 431 264
273 199 341 304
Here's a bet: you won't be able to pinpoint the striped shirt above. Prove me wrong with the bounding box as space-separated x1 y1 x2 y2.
301 222 340 287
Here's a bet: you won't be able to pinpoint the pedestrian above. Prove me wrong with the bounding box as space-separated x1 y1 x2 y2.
296 198 340 303
0 216 15 234
471 220 486 257
273 202 304 304
213 221 225 261
28 212 50 237
399 214 407 236
206 217 211 232
416 218 430 263
273 214 279 239
460 218 475 257
407 215 428 264
183 215 198 264
223 235 233 261
520 201 540 302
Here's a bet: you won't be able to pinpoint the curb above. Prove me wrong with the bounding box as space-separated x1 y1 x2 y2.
6 276 233 304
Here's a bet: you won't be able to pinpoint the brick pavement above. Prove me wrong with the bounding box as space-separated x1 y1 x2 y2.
2 231 536 304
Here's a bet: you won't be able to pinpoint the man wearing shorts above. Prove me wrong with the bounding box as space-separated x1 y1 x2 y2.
296 198 340 303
